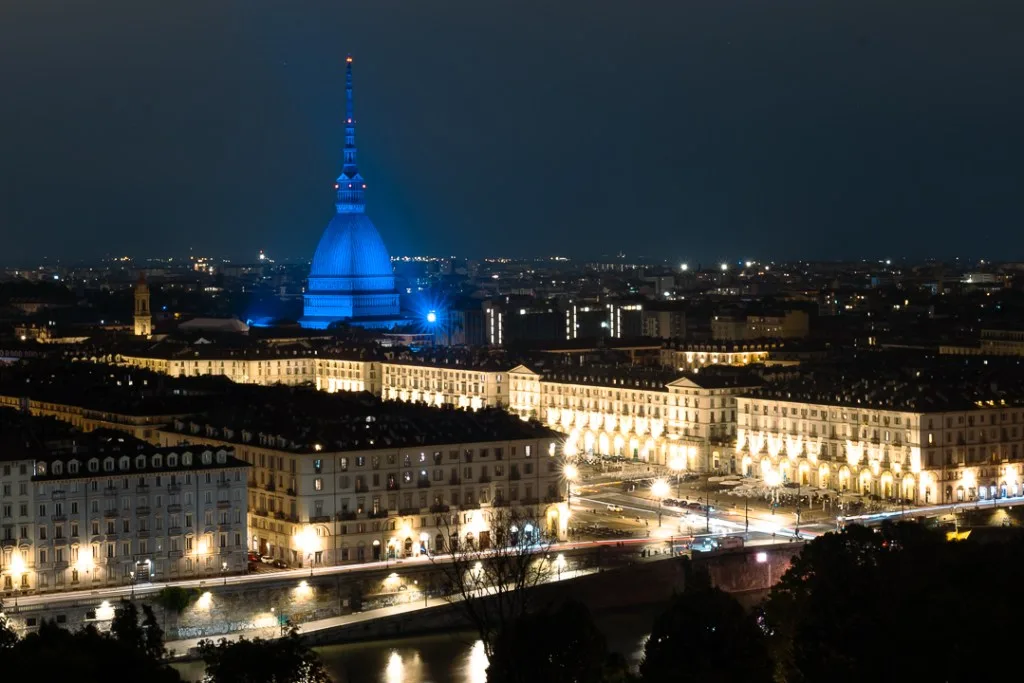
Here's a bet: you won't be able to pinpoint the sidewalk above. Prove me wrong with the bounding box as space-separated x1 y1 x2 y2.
166 567 594 657
166 593 452 656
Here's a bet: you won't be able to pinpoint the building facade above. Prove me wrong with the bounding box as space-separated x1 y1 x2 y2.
0 420 248 596
157 421 567 568
735 394 1024 504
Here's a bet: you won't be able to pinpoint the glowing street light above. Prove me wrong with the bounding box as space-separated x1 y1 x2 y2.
426 310 437 324
720 263 728 272
680 263 689 272
563 463 579 510
668 456 685 498
651 479 670 527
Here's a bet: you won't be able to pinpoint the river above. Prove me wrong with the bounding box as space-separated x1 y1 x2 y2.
173 604 663 683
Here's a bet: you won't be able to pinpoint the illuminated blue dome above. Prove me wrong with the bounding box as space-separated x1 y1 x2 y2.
301 56 402 331
310 213 393 283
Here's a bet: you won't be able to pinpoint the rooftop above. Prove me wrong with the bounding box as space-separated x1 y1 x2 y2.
166 385 562 453
743 353 1024 412
0 360 231 416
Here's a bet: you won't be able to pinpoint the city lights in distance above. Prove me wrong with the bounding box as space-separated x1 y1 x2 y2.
720 263 728 271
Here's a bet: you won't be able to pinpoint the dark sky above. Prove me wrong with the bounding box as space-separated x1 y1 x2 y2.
2 1 1023 264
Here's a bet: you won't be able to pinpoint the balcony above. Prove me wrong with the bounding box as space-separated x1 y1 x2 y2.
521 497 539 505
398 507 420 516
368 509 389 520
429 504 450 513
448 477 462 486
136 506 151 516
309 515 331 523
103 509 119 518
386 483 401 492
509 472 521 481
51 514 67 522
168 527 182 536
168 550 183 559
168 483 182 493
137 529 150 538
417 480 431 488
217 480 231 489
286 488 296 496
167 504 182 514
478 476 492 484
460 501 481 510
216 501 232 510
136 484 149 492
264 483 277 492
491 498 509 508
103 487 117 497
337 511 357 521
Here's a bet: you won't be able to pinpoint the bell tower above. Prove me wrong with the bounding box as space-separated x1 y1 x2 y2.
133 273 152 337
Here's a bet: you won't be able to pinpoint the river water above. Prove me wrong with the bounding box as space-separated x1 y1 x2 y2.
174 604 662 683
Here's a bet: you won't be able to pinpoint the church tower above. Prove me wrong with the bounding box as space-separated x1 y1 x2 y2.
133 273 152 337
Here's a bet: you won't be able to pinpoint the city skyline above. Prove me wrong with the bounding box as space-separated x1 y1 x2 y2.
2 0 1023 264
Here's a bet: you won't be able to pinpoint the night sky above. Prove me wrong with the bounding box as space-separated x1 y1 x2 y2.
2 0 1022 264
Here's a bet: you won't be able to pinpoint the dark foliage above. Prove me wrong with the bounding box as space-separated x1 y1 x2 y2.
197 623 332 683
487 600 633 683
640 569 772 683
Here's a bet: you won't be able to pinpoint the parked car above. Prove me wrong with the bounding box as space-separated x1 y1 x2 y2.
260 555 274 564
247 552 260 563
607 504 623 513
687 502 704 511
272 559 288 569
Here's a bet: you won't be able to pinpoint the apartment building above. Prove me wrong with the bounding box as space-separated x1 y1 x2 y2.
659 343 777 372
509 366 758 471
0 410 249 597
155 390 567 568
735 368 1024 504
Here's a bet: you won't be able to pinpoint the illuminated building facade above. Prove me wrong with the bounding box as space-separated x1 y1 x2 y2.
380 361 508 410
735 395 1024 504
301 56 402 330
659 343 777 372
509 367 756 471
158 421 567 566
0 415 249 595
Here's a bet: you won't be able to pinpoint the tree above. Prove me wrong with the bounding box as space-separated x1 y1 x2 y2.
640 568 771 683
432 507 554 657
198 623 332 683
111 600 145 649
0 600 17 650
760 522 1024 683
487 600 627 683
0 618 181 683
111 601 167 661
152 586 199 636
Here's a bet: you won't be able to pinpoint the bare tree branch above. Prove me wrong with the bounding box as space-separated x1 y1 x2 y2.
430 506 555 657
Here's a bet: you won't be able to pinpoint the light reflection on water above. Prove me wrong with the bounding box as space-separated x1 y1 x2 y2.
174 605 660 683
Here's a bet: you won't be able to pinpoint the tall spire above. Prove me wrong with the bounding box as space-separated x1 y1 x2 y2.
335 54 366 214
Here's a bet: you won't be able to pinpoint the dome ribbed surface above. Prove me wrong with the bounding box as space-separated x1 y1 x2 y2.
310 213 392 277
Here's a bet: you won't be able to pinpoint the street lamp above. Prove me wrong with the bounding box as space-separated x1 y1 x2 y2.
221 561 228 586
563 463 579 510
651 479 670 527
130 570 136 599
669 456 684 499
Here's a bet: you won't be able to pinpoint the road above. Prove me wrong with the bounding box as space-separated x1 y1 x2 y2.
7 537 664 611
